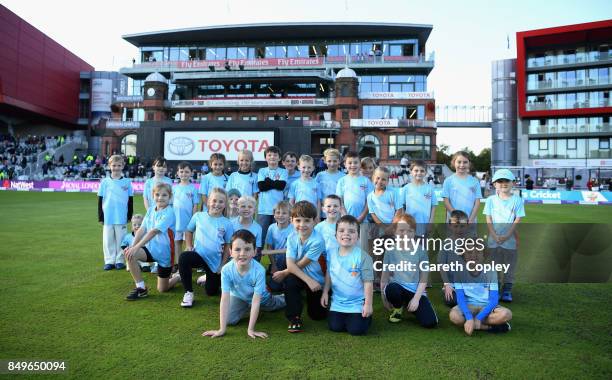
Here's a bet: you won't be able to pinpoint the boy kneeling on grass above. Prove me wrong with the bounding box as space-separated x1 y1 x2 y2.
203 230 285 339
449 247 512 335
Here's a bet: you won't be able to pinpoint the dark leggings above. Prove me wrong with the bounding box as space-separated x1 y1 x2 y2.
284 274 327 321
178 251 220 295
385 282 438 328
328 311 371 335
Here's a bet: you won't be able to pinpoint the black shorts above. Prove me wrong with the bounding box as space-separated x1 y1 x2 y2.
142 247 172 278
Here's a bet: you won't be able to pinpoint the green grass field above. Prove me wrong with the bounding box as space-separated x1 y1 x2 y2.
0 192 610 378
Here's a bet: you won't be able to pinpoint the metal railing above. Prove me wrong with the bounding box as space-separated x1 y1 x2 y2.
526 100 611 111
527 77 611 91
435 105 492 123
303 120 341 129
527 53 612 68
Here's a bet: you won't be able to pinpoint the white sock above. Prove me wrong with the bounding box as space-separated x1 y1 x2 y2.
136 281 145 289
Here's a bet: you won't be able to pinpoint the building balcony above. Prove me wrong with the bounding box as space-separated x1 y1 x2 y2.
166 97 334 109
528 123 612 136
119 55 434 77
303 120 341 131
113 95 144 103
526 77 611 93
526 53 612 71
526 100 611 111
350 118 436 129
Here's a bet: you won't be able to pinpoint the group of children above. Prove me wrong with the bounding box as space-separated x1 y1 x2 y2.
97 147 524 338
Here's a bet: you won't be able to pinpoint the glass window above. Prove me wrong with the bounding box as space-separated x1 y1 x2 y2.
539 140 548 150
577 138 586 158
529 140 539 158
358 134 380 157
120 134 137 156
600 138 610 150
556 139 567 158
288 45 309 58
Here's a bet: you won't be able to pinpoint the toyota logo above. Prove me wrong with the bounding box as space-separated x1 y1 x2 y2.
167 137 195 156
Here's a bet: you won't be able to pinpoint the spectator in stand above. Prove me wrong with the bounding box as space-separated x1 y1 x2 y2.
525 175 534 190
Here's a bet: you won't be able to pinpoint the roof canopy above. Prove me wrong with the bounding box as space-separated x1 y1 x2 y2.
123 22 433 47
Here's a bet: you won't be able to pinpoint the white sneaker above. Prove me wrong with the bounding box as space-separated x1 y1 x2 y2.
196 275 207 287
180 291 194 308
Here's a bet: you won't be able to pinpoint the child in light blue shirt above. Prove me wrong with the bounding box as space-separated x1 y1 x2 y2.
257 146 288 244
401 160 437 236
199 153 228 209
173 162 200 264
442 152 482 223
143 156 173 211
203 230 285 339
98 155 133 270
123 183 180 300
226 149 258 198
282 151 301 199
367 167 403 224
450 248 512 335
336 152 373 222
484 169 525 302
315 148 345 218
178 188 233 308
265 201 294 292
321 215 374 335
231 196 263 256
288 155 321 217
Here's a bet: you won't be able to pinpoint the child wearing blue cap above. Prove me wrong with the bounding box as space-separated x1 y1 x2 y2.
483 169 525 302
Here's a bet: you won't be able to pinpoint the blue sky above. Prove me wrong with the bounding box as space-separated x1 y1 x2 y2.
3 0 610 153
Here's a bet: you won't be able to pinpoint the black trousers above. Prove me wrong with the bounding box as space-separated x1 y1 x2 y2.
178 251 220 295
284 274 327 321
385 282 438 328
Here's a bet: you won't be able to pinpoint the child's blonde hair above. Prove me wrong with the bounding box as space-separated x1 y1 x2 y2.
153 182 172 197
323 148 340 160
360 156 377 169
237 195 257 208
238 149 253 162
373 166 390 179
108 155 124 165
299 154 314 165
274 200 292 214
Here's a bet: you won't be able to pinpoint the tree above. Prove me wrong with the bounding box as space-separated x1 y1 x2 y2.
436 144 451 167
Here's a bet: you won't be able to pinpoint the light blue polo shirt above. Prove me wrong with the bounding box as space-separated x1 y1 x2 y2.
314 220 338 257
327 246 374 313
266 223 294 268
187 212 233 272
483 194 525 249
315 170 345 200
221 260 271 304
367 188 402 224
226 171 258 197
172 183 200 232
141 206 175 267
336 175 374 218
442 174 482 221
231 218 263 248
288 177 320 207
284 170 301 199
199 173 228 196
286 230 326 285
454 269 498 306
98 177 133 225
402 182 437 236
